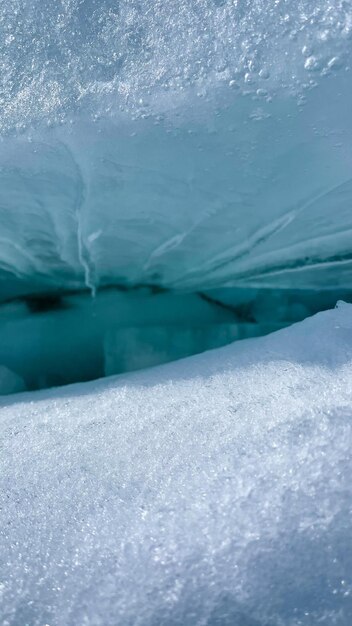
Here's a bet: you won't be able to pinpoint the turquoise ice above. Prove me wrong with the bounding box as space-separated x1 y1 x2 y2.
0 0 352 299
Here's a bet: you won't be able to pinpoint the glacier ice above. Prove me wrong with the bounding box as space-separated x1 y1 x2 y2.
0 366 25 396
1 2 352 623
1 76 352 297
0 287 350 394
1 0 352 392
0 289 236 392
1 303 352 625
0 0 352 300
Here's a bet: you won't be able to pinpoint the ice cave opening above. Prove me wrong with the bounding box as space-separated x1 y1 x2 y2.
1 0 352 395
1 285 351 395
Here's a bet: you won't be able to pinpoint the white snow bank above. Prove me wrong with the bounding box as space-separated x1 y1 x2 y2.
1 302 352 625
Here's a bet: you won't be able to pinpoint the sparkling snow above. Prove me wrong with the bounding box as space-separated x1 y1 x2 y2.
1 302 352 625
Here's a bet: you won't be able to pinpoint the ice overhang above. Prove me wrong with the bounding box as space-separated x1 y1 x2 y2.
1 71 352 302
1 0 352 393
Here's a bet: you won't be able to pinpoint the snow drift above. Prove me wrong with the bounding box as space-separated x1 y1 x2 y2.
1 302 352 625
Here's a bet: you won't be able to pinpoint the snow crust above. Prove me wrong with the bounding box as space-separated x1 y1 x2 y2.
1 302 352 625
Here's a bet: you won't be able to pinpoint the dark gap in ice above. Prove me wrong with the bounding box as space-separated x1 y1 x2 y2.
0 283 351 396
25 294 68 314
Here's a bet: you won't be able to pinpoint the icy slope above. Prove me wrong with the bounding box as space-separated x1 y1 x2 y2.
1 302 352 625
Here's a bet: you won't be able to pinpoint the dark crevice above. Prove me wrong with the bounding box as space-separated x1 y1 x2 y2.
2 281 170 309
198 292 257 322
25 294 69 313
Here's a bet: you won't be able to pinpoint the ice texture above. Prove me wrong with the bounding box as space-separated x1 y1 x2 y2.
0 1 352 299
1 302 352 625
0 366 25 396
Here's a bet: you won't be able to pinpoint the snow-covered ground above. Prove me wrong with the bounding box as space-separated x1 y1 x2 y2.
1 302 352 625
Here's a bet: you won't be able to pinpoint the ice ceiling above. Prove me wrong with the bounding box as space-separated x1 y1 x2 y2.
0 0 352 392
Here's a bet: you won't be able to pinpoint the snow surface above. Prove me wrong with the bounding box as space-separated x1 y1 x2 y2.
1 302 352 625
